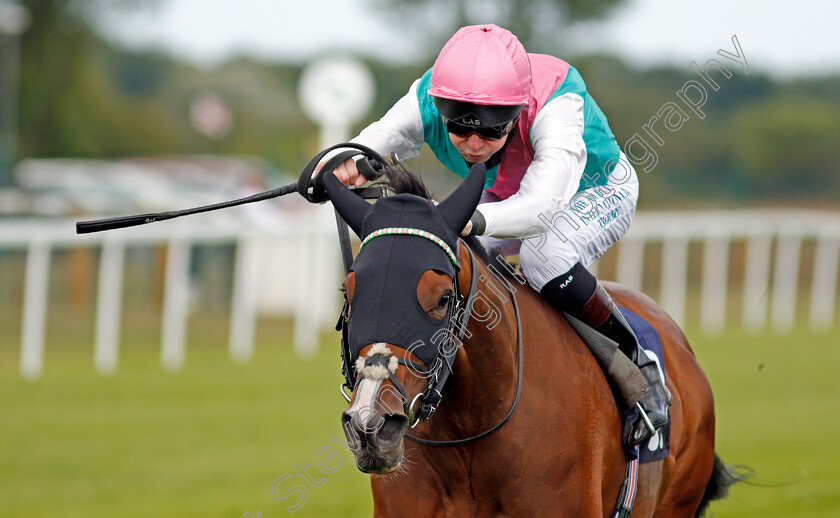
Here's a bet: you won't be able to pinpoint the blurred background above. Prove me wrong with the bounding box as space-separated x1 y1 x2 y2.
1 0 838 517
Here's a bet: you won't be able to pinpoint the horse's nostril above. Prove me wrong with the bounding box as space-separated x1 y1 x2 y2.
342 411 365 448
374 414 409 449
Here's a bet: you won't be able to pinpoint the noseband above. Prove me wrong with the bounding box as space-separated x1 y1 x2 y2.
338 240 524 446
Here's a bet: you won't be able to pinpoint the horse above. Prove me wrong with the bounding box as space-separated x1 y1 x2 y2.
323 162 736 517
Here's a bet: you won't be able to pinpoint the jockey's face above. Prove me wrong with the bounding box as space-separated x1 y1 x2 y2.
448 132 509 164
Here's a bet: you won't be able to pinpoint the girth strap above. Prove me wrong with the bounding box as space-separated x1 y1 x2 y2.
612 452 640 518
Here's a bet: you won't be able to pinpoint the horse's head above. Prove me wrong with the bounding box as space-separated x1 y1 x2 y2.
325 163 486 473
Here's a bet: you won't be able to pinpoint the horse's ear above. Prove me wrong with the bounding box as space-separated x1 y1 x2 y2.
324 173 368 236
437 162 486 234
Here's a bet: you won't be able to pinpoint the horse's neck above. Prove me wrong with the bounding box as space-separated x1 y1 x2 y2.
445 251 520 434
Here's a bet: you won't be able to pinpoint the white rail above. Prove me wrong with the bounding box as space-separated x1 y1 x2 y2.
1 211 340 380
2 209 838 380
616 209 840 333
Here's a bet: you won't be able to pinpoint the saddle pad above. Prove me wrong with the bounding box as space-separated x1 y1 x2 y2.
620 307 671 464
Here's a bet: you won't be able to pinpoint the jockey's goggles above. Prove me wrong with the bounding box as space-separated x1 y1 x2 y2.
443 116 516 140
434 97 524 141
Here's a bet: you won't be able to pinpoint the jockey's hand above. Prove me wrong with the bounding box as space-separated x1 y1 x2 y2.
316 157 366 188
432 199 472 236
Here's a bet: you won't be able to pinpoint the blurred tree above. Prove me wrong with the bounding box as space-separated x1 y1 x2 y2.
729 98 840 199
0 0 29 183
17 0 164 158
9 0 840 206
367 0 625 57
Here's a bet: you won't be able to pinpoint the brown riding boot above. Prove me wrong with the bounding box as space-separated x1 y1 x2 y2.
574 283 672 446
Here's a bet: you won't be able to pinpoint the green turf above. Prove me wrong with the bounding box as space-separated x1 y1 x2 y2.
1 312 373 518
692 325 840 518
2 308 838 517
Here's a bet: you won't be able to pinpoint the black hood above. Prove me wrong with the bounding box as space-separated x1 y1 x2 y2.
325 163 486 368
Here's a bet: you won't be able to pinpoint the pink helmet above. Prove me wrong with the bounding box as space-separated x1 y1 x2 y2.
429 24 531 106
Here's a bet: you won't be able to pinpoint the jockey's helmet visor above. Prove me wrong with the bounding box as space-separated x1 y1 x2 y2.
434 98 524 140
443 117 515 140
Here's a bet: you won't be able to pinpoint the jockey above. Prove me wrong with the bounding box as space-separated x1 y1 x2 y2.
324 24 670 446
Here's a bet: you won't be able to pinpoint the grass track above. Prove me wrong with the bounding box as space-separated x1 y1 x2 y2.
2 308 838 517
692 326 840 517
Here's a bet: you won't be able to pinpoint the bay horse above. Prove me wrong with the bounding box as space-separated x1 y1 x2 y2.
323 162 735 517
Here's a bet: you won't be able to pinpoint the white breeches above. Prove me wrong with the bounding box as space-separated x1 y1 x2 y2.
478 157 639 291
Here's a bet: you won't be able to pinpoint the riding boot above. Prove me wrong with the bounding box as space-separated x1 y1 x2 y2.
584 284 672 446
540 264 672 446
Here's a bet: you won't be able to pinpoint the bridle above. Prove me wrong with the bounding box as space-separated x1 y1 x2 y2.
338 239 524 446
75 136 523 447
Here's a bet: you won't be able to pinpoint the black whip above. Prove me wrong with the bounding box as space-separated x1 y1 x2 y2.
75 143 388 234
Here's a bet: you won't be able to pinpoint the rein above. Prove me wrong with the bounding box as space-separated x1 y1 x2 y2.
406 245 523 446
338 240 524 446
407 242 478 423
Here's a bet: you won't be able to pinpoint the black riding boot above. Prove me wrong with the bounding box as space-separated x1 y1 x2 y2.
590 285 672 445
541 264 672 446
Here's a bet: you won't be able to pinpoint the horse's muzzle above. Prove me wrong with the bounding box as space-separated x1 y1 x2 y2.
342 409 409 474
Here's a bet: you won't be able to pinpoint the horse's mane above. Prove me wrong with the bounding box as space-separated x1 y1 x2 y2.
370 164 507 274
371 162 433 200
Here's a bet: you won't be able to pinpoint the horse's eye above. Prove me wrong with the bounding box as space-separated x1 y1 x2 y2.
343 272 356 307
436 293 452 310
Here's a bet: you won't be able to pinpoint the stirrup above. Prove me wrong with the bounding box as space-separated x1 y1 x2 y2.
635 402 657 437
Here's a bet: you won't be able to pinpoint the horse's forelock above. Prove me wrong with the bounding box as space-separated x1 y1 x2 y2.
371 167 515 278
375 165 432 199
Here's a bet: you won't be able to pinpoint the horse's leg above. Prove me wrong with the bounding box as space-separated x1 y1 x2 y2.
467 385 625 517
467 429 618 517
651 369 716 517
652 453 714 517
604 283 717 517
647 429 715 517
629 460 669 517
